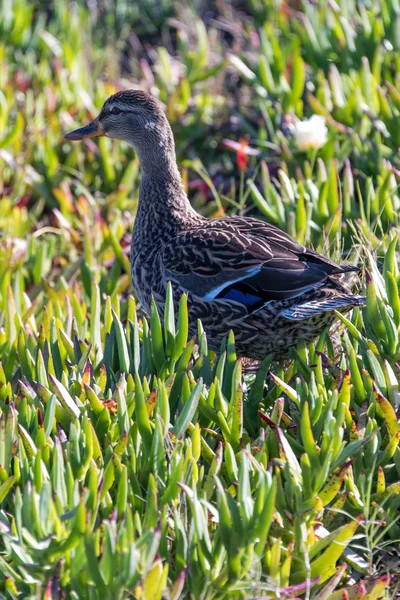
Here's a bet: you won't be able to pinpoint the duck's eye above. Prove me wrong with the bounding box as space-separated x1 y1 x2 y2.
110 107 122 116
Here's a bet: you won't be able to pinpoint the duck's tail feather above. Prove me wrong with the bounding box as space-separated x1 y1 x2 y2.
340 264 361 273
280 294 365 321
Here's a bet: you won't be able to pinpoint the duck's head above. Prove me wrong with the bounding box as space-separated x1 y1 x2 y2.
64 90 176 175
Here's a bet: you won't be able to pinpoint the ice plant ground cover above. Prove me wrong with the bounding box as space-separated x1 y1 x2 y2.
1 0 400 598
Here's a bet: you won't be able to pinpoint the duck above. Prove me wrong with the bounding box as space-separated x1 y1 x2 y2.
64 89 365 360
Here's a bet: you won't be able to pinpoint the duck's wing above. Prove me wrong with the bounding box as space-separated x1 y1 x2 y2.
162 217 356 311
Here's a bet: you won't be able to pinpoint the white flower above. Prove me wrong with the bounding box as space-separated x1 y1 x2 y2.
292 115 328 152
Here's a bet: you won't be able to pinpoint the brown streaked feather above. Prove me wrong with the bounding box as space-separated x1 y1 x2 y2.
161 216 354 304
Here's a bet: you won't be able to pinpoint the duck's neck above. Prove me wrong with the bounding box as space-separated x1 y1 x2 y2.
133 158 202 255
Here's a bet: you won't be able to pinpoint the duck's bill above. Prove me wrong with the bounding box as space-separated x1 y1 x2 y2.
64 119 105 140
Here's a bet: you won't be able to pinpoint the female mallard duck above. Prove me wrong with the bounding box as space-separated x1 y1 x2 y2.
65 90 364 360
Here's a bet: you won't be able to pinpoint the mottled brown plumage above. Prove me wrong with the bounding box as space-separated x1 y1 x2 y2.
65 90 365 360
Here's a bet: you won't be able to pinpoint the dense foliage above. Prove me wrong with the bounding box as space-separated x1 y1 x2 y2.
0 0 400 597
